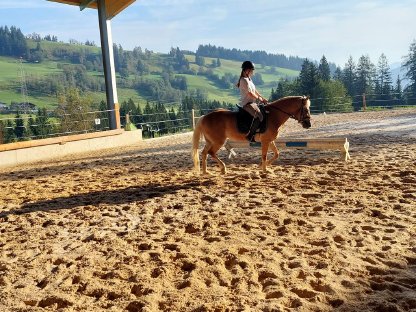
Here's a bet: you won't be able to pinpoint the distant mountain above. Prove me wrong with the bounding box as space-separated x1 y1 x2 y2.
390 62 410 87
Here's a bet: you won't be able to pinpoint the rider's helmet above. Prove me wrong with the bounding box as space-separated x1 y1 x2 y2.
241 61 255 71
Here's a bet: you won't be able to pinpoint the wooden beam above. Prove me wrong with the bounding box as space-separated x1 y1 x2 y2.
224 138 351 161
105 0 135 19
0 129 123 152
80 0 97 11
47 0 136 19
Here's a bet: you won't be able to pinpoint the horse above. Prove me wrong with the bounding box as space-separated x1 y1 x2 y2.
192 95 311 174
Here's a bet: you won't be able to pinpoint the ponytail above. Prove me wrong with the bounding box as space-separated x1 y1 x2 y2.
236 70 244 88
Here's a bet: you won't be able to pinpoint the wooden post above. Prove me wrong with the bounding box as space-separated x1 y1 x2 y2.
362 93 367 111
114 102 120 129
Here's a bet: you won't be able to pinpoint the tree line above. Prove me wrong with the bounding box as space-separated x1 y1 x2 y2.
0 87 233 143
269 46 416 112
1 25 415 143
196 44 336 72
0 26 27 58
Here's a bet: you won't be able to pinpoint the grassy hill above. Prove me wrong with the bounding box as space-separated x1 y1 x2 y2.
0 41 299 111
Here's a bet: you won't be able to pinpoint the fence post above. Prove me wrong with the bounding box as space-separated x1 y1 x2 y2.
191 109 195 130
362 93 366 111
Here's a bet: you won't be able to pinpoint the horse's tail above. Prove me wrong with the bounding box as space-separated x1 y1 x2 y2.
192 116 203 173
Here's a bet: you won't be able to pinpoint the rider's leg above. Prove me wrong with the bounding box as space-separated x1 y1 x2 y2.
246 118 261 142
243 103 263 142
243 103 263 121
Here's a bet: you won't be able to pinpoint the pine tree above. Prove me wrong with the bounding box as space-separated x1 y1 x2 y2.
120 98 139 126
333 67 343 81
355 55 376 110
0 26 27 57
298 59 319 97
394 75 404 105
14 112 25 140
395 76 402 98
341 56 356 97
318 55 331 81
136 59 149 75
4 120 16 143
37 108 52 138
270 82 285 101
195 54 205 66
376 54 393 100
27 115 37 138
402 40 416 102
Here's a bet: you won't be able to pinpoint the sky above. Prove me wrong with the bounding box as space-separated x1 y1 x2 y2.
1 0 416 67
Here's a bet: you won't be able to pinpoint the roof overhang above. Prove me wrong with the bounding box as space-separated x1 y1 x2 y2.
47 0 136 19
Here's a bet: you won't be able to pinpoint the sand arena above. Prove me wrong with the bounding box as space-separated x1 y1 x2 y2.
1 108 415 311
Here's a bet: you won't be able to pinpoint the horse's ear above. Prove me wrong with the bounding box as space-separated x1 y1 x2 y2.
306 95 310 100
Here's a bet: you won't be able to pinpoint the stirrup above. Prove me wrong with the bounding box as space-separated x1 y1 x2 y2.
246 132 257 142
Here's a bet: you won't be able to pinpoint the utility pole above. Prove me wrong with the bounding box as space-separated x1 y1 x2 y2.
19 57 28 106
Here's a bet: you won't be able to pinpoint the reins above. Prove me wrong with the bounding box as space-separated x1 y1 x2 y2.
266 96 307 122
266 105 296 120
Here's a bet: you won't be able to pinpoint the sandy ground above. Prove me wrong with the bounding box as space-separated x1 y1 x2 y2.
0 108 415 312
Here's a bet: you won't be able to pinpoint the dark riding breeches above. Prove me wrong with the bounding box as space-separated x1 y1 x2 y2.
243 102 263 122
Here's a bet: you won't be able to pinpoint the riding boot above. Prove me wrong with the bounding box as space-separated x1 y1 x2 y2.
246 117 261 142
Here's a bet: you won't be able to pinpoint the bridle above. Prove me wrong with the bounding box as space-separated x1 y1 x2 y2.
267 96 310 124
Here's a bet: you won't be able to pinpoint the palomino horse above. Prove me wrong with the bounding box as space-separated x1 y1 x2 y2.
192 95 311 174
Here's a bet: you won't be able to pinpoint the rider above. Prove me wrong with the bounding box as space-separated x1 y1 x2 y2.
236 61 268 141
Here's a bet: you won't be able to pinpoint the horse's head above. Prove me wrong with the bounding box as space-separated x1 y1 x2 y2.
267 95 312 128
296 96 311 129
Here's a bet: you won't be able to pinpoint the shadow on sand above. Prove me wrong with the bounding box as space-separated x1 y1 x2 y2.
0 178 210 219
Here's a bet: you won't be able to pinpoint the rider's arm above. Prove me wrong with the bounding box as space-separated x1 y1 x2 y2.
254 90 268 103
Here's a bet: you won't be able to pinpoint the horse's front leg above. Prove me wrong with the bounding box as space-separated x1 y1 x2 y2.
260 141 271 172
266 141 280 166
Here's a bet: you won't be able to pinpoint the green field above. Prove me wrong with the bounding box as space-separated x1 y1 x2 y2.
0 49 298 111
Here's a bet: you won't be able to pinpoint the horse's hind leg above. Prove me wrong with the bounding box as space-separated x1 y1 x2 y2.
208 144 227 174
201 141 212 175
202 142 227 174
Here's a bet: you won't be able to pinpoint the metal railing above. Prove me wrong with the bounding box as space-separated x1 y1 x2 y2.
1 94 415 145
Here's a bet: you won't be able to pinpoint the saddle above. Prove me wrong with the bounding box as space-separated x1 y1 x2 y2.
236 104 268 134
